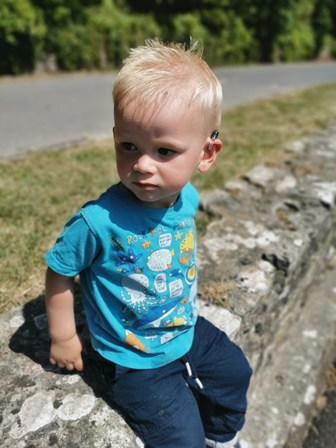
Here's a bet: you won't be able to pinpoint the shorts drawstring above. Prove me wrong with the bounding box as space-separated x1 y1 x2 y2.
184 358 204 390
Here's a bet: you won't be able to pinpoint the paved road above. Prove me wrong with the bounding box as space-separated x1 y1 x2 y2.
1 61 336 158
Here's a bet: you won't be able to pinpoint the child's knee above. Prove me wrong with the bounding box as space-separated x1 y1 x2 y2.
231 346 253 391
214 340 252 401
239 348 253 380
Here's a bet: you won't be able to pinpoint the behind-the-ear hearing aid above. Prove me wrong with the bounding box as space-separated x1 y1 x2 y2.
208 130 219 149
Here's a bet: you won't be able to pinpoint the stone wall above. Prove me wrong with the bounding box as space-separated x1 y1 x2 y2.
197 124 336 447
1 125 336 448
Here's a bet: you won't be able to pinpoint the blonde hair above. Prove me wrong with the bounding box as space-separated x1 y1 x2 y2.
112 39 223 130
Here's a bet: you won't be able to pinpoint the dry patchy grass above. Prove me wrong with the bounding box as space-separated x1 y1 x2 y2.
0 141 118 312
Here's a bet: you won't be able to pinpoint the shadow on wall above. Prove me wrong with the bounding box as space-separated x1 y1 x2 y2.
8 290 123 413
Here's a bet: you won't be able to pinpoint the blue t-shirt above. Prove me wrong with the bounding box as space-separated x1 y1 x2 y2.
46 182 199 369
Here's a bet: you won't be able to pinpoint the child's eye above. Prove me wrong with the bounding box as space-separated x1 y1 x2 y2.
158 148 175 157
122 142 137 152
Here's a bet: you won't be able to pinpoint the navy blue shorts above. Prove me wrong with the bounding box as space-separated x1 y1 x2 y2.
95 317 252 448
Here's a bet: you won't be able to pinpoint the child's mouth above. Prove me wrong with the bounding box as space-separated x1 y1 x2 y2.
133 182 158 190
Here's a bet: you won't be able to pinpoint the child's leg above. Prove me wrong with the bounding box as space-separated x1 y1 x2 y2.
97 355 207 448
185 317 253 448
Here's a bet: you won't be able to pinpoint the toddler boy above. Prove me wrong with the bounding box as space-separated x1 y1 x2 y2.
45 39 252 448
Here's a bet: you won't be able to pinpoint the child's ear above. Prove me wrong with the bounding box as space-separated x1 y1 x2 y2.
198 138 222 173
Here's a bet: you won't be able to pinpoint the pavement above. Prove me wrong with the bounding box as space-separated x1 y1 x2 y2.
1 61 336 159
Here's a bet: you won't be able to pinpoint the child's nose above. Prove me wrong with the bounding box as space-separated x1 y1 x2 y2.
133 154 156 174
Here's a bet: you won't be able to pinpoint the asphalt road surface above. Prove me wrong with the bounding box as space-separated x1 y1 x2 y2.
1 61 336 159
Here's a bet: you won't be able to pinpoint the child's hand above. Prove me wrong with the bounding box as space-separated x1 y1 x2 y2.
49 333 84 371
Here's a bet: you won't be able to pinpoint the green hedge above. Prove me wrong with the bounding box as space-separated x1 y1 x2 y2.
0 0 45 74
0 0 335 75
86 3 161 68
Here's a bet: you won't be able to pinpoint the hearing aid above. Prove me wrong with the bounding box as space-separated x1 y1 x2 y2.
208 130 219 150
211 130 219 140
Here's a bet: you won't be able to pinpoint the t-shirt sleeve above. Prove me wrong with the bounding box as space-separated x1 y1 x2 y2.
45 212 100 277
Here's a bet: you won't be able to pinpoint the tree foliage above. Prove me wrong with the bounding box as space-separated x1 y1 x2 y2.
0 0 335 75
0 0 45 74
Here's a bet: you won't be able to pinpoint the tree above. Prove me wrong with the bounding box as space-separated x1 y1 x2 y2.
0 0 46 74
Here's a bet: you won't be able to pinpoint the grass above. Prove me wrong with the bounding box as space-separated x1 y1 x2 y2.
1 83 336 314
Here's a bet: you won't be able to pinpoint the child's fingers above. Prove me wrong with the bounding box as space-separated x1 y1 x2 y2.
49 355 83 371
74 356 84 372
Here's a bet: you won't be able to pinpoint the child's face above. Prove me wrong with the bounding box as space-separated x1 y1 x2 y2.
113 98 221 208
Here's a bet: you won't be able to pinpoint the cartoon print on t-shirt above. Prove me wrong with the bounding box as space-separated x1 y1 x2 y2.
147 248 173 272
116 248 142 273
118 220 197 345
131 295 183 329
179 228 194 265
124 329 145 351
121 273 156 313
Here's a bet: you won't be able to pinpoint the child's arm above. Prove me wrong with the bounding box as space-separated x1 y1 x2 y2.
45 267 84 371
